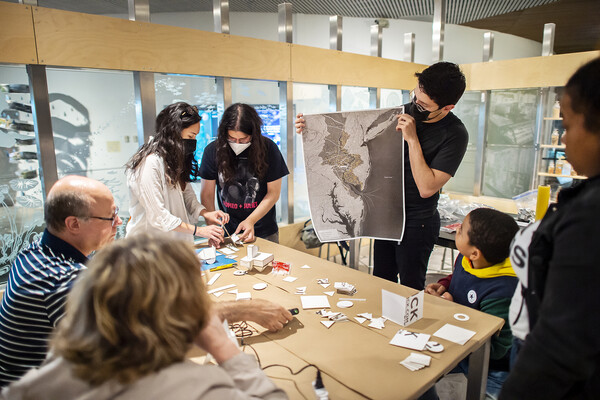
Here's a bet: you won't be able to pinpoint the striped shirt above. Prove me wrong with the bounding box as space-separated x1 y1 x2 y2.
0 229 86 387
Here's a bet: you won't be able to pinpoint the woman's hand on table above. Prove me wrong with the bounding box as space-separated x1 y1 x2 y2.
235 219 256 243
196 225 224 244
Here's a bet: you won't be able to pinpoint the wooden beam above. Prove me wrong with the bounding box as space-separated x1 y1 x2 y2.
462 51 600 90
32 7 291 81
291 44 425 90
0 2 38 65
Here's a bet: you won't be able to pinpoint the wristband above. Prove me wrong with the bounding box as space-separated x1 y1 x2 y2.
193 226 197 236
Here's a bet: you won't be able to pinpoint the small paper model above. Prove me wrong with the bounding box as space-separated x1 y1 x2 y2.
198 246 217 264
381 289 424 327
239 256 254 271
247 244 258 258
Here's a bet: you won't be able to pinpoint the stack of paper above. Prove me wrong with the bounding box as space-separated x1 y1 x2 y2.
400 353 432 371
389 329 431 351
295 286 307 295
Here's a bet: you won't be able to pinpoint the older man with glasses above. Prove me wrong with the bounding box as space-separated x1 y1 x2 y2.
0 175 122 386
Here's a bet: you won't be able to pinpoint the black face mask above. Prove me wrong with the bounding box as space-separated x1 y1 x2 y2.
407 98 433 122
183 139 197 156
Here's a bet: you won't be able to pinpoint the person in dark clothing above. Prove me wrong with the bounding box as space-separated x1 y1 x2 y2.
500 57 600 399
199 103 289 243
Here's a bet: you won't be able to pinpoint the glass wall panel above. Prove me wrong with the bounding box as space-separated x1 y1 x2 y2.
380 89 406 108
482 89 537 198
0 65 45 285
46 68 137 238
292 83 330 221
444 91 481 194
341 86 370 111
37 0 128 18
231 79 284 223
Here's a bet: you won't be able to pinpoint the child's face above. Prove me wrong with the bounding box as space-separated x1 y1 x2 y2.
455 214 474 257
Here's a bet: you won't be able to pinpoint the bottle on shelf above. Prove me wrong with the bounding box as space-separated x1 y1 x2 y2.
551 129 560 145
552 100 561 119
555 156 565 175
548 161 555 174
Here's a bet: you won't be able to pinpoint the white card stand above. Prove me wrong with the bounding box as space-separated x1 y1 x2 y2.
382 290 424 327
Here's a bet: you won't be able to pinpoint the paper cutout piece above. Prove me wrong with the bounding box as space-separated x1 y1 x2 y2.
207 284 235 294
369 317 386 329
337 300 353 308
357 313 373 320
301 264 311 269
321 320 335 328
319 283 331 288
389 329 431 351
301 295 331 309
213 291 224 298
433 324 476 345
236 292 251 301
206 273 221 286
355 317 367 324
382 289 424 327
324 291 335 297
283 276 298 282
228 289 238 294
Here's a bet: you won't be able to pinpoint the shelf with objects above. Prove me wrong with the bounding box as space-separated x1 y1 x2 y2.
534 88 586 201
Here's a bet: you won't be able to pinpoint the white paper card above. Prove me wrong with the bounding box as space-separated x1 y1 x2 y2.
355 317 367 324
283 276 298 282
219 247 235 255
301 295 331 309
382 289 424 327
207 284 235 294
321 320 335 328
406 353 431 366
324 291 335 297
213 291 224 298
301 264 311 269
389 329 431 351
369 318 386 329
358 313 373 320
319 283 330 288
236 292 251 301
433 324 476 345
206 273 221 286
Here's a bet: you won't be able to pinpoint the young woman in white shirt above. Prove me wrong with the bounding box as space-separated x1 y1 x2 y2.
125 102 228 244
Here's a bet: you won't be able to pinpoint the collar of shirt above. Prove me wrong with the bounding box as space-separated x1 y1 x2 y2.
461 256 516 279
40 229 88 265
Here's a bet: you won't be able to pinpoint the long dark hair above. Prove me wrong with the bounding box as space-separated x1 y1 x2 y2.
216 103 267 183
126 102 200 188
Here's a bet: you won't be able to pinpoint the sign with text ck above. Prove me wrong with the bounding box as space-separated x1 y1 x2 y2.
382 289 424 327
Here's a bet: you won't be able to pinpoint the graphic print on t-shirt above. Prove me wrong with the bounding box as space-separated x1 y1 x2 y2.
219 158 260 212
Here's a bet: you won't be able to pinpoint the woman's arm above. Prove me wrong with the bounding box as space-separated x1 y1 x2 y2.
235 178 282 242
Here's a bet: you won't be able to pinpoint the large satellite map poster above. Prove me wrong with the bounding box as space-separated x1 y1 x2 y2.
302 107 405 242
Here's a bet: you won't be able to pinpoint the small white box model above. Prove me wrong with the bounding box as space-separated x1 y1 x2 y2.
253 252 274 267
247 244 258 258
239 256 254 271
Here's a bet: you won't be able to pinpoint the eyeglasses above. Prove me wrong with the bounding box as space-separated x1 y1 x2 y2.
88 207 120 227
181 106 199 118
410 88 441 113
227 136 252 144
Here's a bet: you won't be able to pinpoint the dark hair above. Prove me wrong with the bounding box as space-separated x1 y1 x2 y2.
565 57 600 134
216 103 267 183
126 102 201 188
467 208 519 265
415 62 466 107
45 191 92 232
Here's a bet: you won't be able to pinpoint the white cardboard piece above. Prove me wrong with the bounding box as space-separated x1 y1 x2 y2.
382 289 424 327
433 324 476 345
300 295 331 309
247 244 259 258
389 329 431 351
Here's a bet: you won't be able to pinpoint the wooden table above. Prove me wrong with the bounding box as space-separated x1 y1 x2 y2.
203 238 503 400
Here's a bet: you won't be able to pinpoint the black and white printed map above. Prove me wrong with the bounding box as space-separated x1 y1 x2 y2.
302 107 405 242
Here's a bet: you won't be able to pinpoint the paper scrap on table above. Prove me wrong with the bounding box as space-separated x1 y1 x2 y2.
282 276 298 282
321 320 335 328
213 291 224 298
400 353 432 371
433 324 476 345
324 291 335 297
206 273 221 286
389 329 431 351
219 247 236 255
301 295 331 309
301 264 311 269
295 286 307 295
207 284 235 294
319 283 331 288
228 289 238 294
369 317 386 329
358 313 373 320
236 292 251 301
355 317 367 324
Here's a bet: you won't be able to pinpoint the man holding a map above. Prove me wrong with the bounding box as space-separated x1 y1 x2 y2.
296 62 468 290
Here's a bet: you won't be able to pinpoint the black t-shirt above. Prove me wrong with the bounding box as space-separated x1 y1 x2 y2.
199 138 289 238
405 110 468 224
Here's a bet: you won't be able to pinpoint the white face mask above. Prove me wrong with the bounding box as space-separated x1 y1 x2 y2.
229 142 251 156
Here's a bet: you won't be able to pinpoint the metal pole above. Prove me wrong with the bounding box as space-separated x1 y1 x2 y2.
368 24 382 109
27 65 57 197
18 0 37 5
542 23 555 57
483 32 494 62
432 0 446 62
214 0 232 115
329 16 342 112
403 32 415 62
129 0 155 145
474 91 489 196
278 3 294 224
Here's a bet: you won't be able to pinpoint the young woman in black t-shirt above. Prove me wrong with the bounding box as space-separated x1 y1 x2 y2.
199 103 289 243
